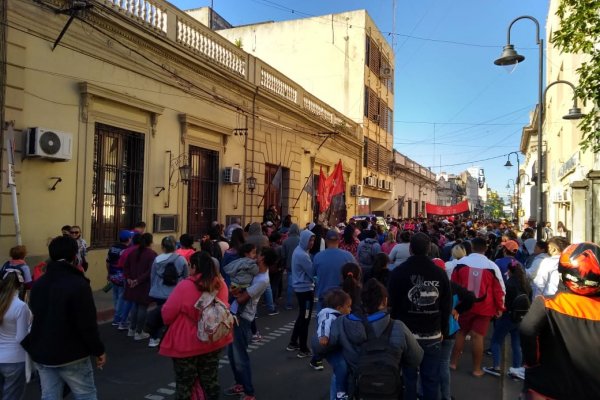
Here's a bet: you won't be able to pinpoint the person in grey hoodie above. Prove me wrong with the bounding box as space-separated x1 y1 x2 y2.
281 224 301 309
147 236 188 347
245 222 269 253
287 229 316 357
324 279 423 399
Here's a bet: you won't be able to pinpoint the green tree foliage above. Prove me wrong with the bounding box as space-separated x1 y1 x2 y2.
552 0 600 153
484 191 506 219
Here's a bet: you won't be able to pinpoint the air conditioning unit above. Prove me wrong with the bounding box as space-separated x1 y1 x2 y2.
552 190 563 203
563 190 571 203
223 166 242 184
364 176 375 187
350 184 363 197
372 114 380 123
25 127 72 160
380 67 392 79
153 214 179 233
378 179 385 189
385 181 392 191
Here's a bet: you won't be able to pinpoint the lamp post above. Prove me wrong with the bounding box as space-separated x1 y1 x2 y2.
504 151 521 225
495 18 584 239
506 179 516 218
495 16 543 238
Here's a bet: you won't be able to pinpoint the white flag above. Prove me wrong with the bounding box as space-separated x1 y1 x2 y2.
303 174 314 195
271 165 282 189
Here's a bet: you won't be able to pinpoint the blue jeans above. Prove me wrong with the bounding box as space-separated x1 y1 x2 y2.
327 352 348 399
111 285 125 323
439 338 455 400
285 271 294 308
0 362 26 400
36 357 97 400
262 285 275 312
404 339 442 400
227 318 254 396
491 314 522 368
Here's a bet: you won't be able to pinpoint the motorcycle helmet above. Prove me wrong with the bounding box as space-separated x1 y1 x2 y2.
558 242 600 296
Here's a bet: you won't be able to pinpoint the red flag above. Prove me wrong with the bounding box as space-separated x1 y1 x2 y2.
318 167 330 213
329 160 345 198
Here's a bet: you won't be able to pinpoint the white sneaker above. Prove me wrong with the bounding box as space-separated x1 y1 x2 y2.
127 328 135 337
134 332 150 341
508 367 525 380
148 338 161 348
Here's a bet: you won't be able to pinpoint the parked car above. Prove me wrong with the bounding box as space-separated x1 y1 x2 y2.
351 214 389 231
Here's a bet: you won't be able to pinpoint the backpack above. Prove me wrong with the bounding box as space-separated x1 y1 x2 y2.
160 254 180 286
0 261 23 279
194 290 235 342
509 292 531 323
353 317 403 400
358 240 375 266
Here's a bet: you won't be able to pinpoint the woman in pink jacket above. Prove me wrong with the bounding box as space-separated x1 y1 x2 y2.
160 251 233 400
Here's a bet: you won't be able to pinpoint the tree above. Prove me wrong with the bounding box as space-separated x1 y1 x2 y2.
552 0 600 153
484 191 506 219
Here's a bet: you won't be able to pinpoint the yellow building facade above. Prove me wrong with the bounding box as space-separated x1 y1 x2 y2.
1 0 361 289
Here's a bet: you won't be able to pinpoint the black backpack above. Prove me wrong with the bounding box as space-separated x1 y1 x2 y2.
358 240 375 266
160 255 180 286
354 317 403 400
509 292 531 323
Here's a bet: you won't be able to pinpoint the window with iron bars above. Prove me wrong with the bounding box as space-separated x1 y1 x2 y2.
91 123 145 247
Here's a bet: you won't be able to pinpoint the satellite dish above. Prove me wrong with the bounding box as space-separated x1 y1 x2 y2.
39 131 61 155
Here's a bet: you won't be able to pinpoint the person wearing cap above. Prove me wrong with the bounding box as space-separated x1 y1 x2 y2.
494 240 522 282
106 230 133 327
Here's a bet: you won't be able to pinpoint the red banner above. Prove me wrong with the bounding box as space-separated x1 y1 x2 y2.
425 200 470 216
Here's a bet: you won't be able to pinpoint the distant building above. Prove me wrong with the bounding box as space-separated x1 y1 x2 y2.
390 151 436 218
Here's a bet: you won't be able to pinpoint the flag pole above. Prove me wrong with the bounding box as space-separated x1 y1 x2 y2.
292 173 312 210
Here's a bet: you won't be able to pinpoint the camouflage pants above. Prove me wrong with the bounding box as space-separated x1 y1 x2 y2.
173 349 222 400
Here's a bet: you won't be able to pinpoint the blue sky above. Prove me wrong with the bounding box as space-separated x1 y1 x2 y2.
172 0 550 201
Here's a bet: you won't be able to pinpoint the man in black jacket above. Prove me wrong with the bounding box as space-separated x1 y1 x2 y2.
388 232 452 400
21 235 106 399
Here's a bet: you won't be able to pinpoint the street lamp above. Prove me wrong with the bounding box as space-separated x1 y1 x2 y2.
518 172 533 186
543 80 585 121
495 16 543 238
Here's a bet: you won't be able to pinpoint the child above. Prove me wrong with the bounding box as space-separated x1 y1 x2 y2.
1 246 33 298
315 289 352 400
223 243 259 314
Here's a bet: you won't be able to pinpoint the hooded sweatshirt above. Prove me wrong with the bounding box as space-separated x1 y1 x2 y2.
245 222 269 253
281 224 301 272
292 230 315 292
223 256 259 287
149 253 189 300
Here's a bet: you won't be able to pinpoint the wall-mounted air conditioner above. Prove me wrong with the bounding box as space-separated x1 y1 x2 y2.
378 179 385 189
380 67 392 79
25 127 72 160
223 166 242 184
153 214 179 233
350 184 363 197
365 176 376 187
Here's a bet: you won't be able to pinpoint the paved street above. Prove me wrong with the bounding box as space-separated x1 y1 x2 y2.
23 305 522 400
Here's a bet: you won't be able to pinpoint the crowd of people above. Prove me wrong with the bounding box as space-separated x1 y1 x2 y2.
0 210 599 400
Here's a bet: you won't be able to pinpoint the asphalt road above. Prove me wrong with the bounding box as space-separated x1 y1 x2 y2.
23 306 523 399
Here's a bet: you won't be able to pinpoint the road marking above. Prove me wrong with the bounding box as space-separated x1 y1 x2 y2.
144 395 164 400
157 388 175 395
167 383 175 388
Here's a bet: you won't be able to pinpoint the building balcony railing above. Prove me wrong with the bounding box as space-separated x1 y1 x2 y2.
97 0 360 140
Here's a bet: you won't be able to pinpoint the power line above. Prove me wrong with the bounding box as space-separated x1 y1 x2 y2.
428 153 510 169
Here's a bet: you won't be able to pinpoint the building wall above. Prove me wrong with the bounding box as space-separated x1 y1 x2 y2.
542 0 598 242
390 151 436 218
2 0 361 289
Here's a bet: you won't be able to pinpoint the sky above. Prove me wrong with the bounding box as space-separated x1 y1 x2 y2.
171 0 550 202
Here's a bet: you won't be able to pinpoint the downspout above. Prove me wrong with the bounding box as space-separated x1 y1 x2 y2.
0 0 7 170
248 86 259 222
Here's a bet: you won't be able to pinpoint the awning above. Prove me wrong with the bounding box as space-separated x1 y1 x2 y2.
425 200 470 216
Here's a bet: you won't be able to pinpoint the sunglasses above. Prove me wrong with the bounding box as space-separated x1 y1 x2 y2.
70 231 80 234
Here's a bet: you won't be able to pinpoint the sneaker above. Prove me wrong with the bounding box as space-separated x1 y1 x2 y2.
508 367 525 380
127 328 135 337
148 338 161 348
111 321 119 327
309 360 324 371
117 323 129 331
336 392 349 400
252 333 262 343
297 350 312 358
268 309 280 316
134 332 150 341
223 384 244 396
286 343 300 352
482 366 501 377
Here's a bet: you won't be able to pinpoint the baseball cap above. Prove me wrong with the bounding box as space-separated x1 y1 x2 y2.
501 240 519 253
266 221 274 227
119 230 134 241
325 229 340 241
432 258 445 270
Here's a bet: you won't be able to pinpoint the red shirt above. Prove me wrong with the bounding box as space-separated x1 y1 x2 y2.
159 277 233 358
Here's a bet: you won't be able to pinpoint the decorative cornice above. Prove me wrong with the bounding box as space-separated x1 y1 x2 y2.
79 82 164 115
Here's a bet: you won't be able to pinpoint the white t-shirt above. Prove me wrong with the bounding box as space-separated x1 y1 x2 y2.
0 293 32 363
532 255 560 297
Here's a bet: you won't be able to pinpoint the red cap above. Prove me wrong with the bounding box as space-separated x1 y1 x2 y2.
432 258 445 270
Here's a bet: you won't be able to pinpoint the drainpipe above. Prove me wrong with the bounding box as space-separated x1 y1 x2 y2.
247 86 259 223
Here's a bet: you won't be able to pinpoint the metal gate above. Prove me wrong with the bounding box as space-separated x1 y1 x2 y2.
187 146 219 239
